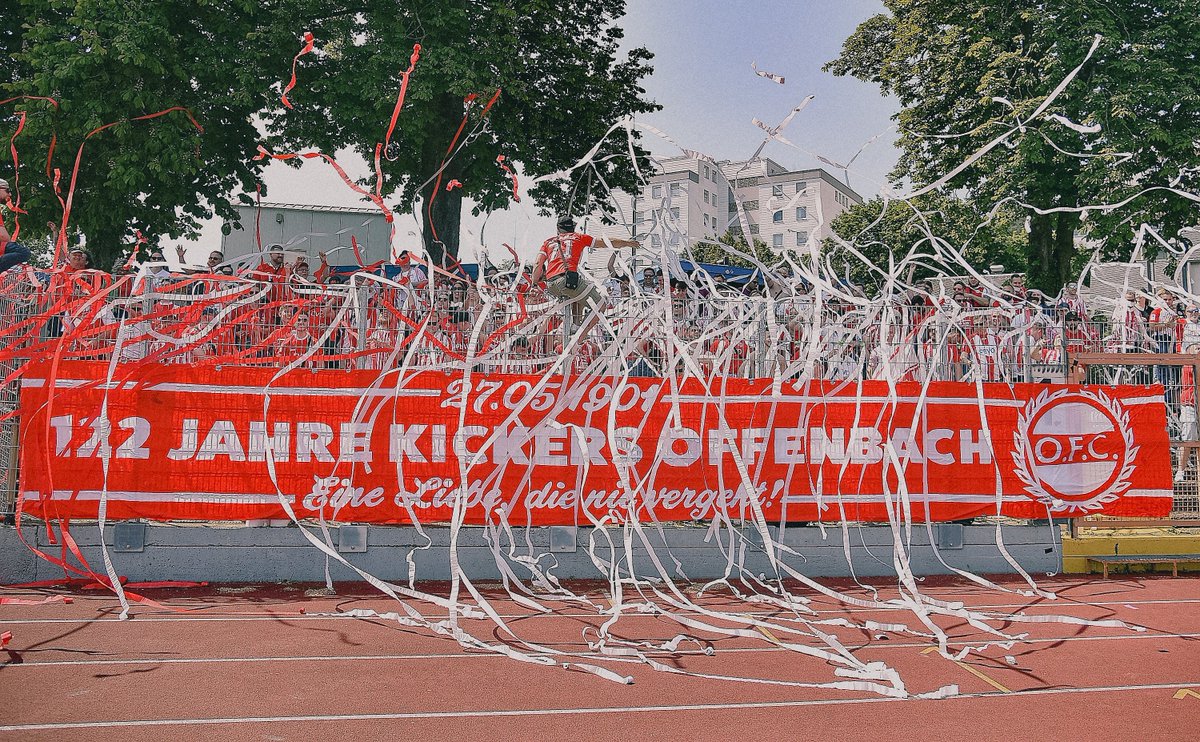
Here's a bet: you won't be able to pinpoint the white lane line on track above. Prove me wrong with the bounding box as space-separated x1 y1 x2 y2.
5 631 1199 669
4 597 1199 625
2 681 1198 732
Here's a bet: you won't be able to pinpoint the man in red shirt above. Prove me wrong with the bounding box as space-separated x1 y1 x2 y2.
530 216 637 335
250 243 290 281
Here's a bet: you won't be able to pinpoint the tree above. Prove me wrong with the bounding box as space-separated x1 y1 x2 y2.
688 230 777 269
824 195 1027 288
268 0 658 267
825 1 1200 292
1 1 657 270
1 0 313 269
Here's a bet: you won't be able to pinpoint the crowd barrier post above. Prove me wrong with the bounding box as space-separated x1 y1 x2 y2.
354 283 369 363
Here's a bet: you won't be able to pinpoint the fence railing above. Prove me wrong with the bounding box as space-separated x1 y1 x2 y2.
1070 353 1200 527
3 266 1199 522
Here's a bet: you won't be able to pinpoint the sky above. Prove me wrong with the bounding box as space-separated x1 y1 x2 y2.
617 0 898 193
174 0 899 264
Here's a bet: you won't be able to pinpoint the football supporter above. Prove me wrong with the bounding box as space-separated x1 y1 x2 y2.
530 215 638 335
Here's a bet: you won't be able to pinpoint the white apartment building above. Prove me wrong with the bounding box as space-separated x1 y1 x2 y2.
588 155 732 253
720 158 862 252
587 155 862 268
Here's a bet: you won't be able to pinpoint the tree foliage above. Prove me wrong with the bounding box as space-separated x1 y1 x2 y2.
825 195 1027 287
688 230 777 269
0 0 657 269
825 1 1200 292
1 0 310 268
264 0 658 266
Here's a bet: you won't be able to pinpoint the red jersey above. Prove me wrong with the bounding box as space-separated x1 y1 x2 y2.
538 232 594 278
251 261 290 304
251 261 289 281
274 330 313 364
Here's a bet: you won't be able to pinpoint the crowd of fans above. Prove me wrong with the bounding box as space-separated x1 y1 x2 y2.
1 239 1199 395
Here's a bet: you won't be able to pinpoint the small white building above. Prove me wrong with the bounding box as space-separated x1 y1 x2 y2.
220 203 392 264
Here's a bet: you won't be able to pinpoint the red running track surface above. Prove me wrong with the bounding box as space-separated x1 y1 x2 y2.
2 576 1200 741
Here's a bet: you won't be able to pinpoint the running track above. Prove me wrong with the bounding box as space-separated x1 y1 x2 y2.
3 576 1199 741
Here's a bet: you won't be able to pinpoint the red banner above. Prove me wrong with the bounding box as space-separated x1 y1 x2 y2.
18 361 1173 523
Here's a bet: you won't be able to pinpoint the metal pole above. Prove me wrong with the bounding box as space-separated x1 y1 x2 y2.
355 284 369 369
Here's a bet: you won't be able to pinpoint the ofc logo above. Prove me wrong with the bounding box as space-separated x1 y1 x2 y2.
1012 389 1138 512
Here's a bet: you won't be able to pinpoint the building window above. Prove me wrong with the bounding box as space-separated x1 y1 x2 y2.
703 165 710 179
772 210 783 223
703 214 709 227
796 231 809 246
671 207 680 218
772 184 784 198
795 207 807 220
652 185 662 198
634 211 645 223
703 190 710 204
772 234 783 248
795 181 807 193
651 235 661 247
670 183 682 197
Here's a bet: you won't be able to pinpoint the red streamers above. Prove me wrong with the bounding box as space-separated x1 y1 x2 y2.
123 230 147 272
54 106 203 265
349 235 384 272
497 154 520 202
281 31 316 110
1 95 59 237
255 145 395 226
446 179 463 191
4 111 28 238
481 88 502 115
380 44 422 164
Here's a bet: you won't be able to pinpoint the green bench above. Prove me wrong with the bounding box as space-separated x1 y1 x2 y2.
1086 554 1200 578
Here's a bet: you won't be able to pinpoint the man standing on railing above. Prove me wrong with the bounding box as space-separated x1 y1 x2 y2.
531 215 638 337
0 180 31 275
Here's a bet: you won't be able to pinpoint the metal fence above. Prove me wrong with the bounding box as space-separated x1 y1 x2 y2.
1071 353 1200 524
3 265 1199 522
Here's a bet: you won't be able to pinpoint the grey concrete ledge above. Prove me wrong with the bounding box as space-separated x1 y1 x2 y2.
0 522 1062 584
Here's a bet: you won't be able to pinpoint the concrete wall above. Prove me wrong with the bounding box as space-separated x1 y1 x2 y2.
1 522 1061 584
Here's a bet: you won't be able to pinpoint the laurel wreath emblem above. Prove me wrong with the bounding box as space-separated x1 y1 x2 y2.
1011 388 1138 514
